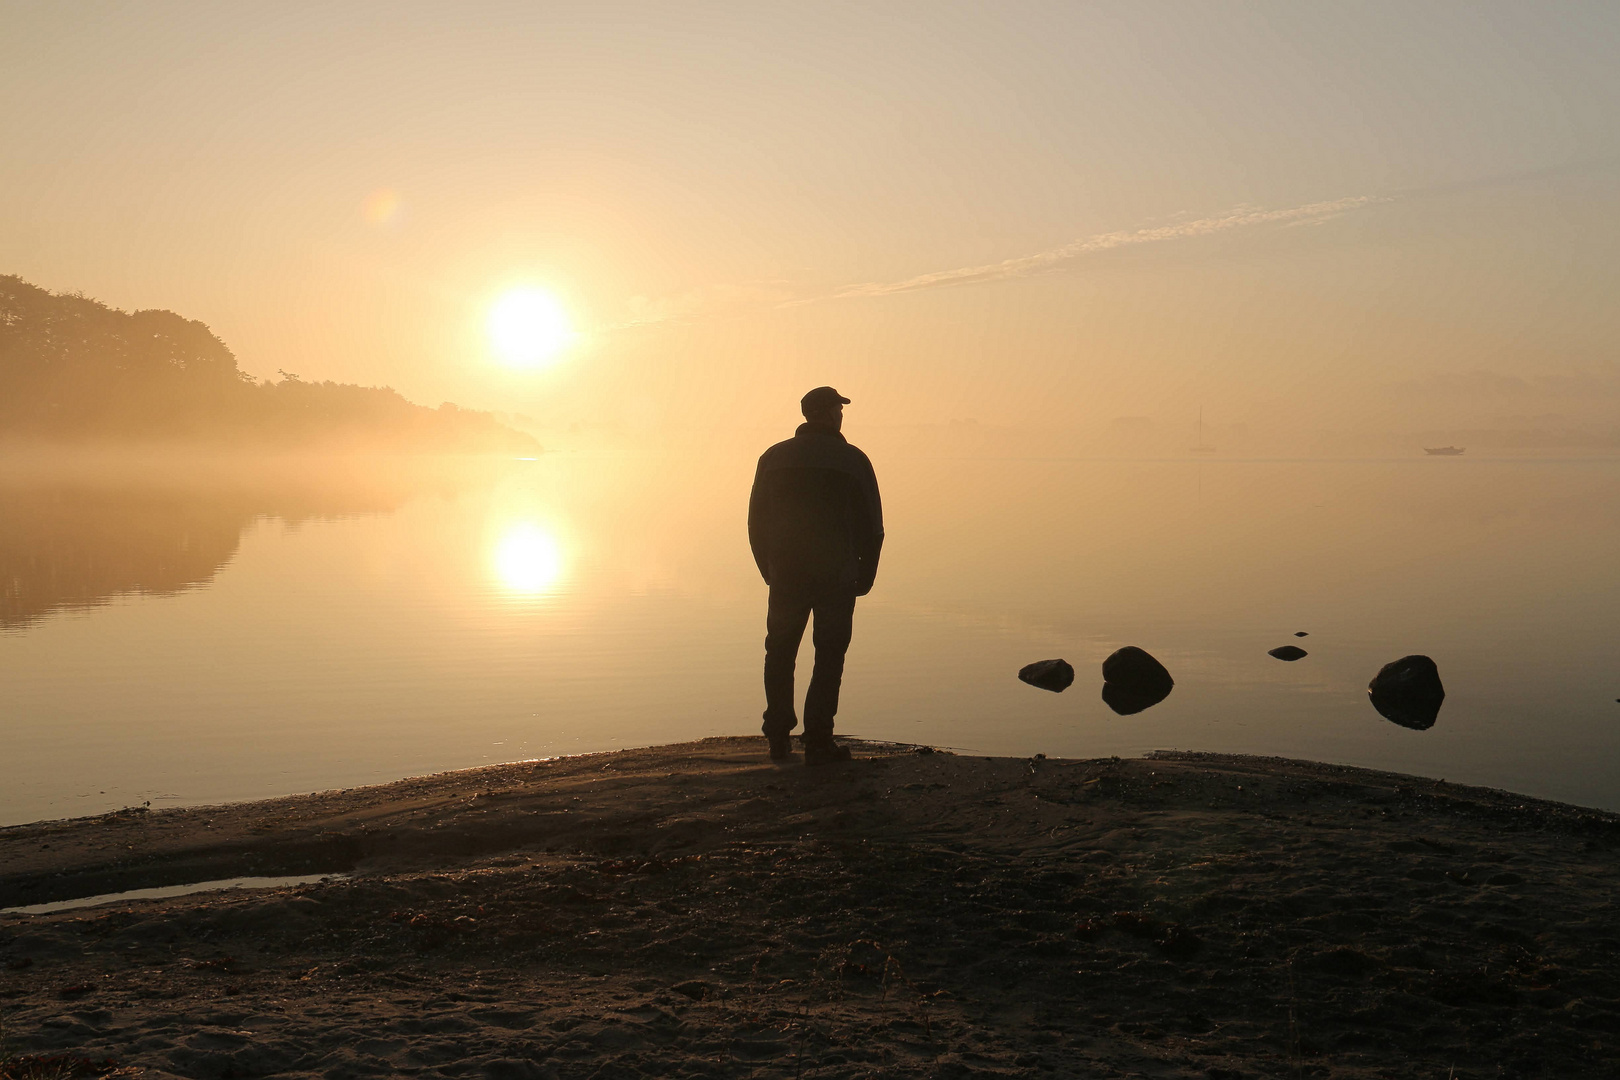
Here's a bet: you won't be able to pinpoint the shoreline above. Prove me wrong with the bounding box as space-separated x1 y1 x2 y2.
4 737 1619 1078
10 737 1618 842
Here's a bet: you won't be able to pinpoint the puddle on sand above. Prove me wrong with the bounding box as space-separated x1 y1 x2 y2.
1 874 347 915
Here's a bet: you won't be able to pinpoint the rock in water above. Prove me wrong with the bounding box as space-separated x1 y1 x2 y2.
1018 659 1074 693
1102 645 1172 687
1100 646 1174 715
1268 645 1308 661
1294 631 1309 637
1368 655 1445 730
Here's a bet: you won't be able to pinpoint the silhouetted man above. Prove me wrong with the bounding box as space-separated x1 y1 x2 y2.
748 387 883 765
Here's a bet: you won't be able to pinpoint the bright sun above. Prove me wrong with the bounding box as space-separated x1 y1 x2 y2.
494 523 564 593
487 287 574 369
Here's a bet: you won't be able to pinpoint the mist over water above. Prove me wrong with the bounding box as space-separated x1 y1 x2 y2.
3 438 1619 825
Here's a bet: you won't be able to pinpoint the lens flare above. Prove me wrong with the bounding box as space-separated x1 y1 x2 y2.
493 523 564 594
361 188 403 226
487 287 574 369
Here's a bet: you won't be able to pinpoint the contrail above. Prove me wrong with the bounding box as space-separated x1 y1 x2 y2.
610 193 1384 330
831 158 1620 301
824 194 1383 300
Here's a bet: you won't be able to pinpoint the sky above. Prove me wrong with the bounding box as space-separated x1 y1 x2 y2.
4 1 1620 442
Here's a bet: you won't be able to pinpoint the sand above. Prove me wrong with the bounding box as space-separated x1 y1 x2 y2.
3 737 1620 1079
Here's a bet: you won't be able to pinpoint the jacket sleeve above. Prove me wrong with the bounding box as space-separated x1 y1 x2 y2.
854 453 884 594
747 457 771 584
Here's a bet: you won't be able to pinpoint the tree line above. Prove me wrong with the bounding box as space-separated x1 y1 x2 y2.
0 275 537 451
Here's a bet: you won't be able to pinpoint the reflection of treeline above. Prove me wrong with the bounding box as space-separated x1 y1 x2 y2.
0 476 410 629
0 276 537 451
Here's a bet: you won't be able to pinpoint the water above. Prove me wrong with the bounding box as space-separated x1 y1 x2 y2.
0 875 346 915
3 440 1618 825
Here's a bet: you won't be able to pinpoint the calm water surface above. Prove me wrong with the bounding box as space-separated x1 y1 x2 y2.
4 441 1618 824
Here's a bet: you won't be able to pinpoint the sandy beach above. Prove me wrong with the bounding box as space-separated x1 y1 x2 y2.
4 737 1619 1079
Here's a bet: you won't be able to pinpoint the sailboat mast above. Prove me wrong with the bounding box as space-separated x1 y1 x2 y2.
1191 406 1215 453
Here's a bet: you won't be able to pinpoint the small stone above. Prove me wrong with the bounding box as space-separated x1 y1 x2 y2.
1369 655 1445 730
1268 645 1308 661
1294 631 1309 637
1100 646 1174 715
1018 658 1075 693
671 980 712 1000
1101 645 1171 687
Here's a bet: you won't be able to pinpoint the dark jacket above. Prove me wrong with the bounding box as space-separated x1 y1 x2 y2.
748 423 884 594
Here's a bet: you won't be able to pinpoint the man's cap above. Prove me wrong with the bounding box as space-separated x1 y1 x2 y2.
800 386 851 411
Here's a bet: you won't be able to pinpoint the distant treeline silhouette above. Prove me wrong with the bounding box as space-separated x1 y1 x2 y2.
0 275 537 451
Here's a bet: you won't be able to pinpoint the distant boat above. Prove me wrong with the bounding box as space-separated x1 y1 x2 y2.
1191 407 1216 454
1424 446 1465 456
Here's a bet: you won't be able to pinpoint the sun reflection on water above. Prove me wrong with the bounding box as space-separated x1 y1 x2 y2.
493 523 565 594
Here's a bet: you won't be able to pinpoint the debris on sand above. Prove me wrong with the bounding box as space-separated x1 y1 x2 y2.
1369 654 1445 730
1018 658 1075 693
1268 645 1308 661
1101 646 1174 715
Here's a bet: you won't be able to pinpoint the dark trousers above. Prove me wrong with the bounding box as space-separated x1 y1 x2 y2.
762 580 858 742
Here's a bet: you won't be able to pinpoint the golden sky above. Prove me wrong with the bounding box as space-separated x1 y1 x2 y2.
4 2 1619 439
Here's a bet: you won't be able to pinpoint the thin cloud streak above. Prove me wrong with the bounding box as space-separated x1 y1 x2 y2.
608 194 1383 332
825 195 1384 300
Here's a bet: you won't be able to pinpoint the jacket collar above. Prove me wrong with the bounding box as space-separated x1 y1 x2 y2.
795 422 846 442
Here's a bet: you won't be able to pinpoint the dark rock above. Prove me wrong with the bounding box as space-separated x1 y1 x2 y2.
1018 658 1074 693
1368 655 1445 730
671 980 713 1000
1102 645 1169 686
1294 631 1309 637
1100 646 1173 715
1268 645 1308 661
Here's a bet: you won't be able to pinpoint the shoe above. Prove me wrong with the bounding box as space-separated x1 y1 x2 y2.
802 738 852 766
766 731 793 760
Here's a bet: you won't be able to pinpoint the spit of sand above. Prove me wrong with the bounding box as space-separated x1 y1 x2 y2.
4 737 1619 1078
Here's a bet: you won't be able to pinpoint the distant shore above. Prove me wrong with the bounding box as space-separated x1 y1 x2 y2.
4 737 1619 1078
